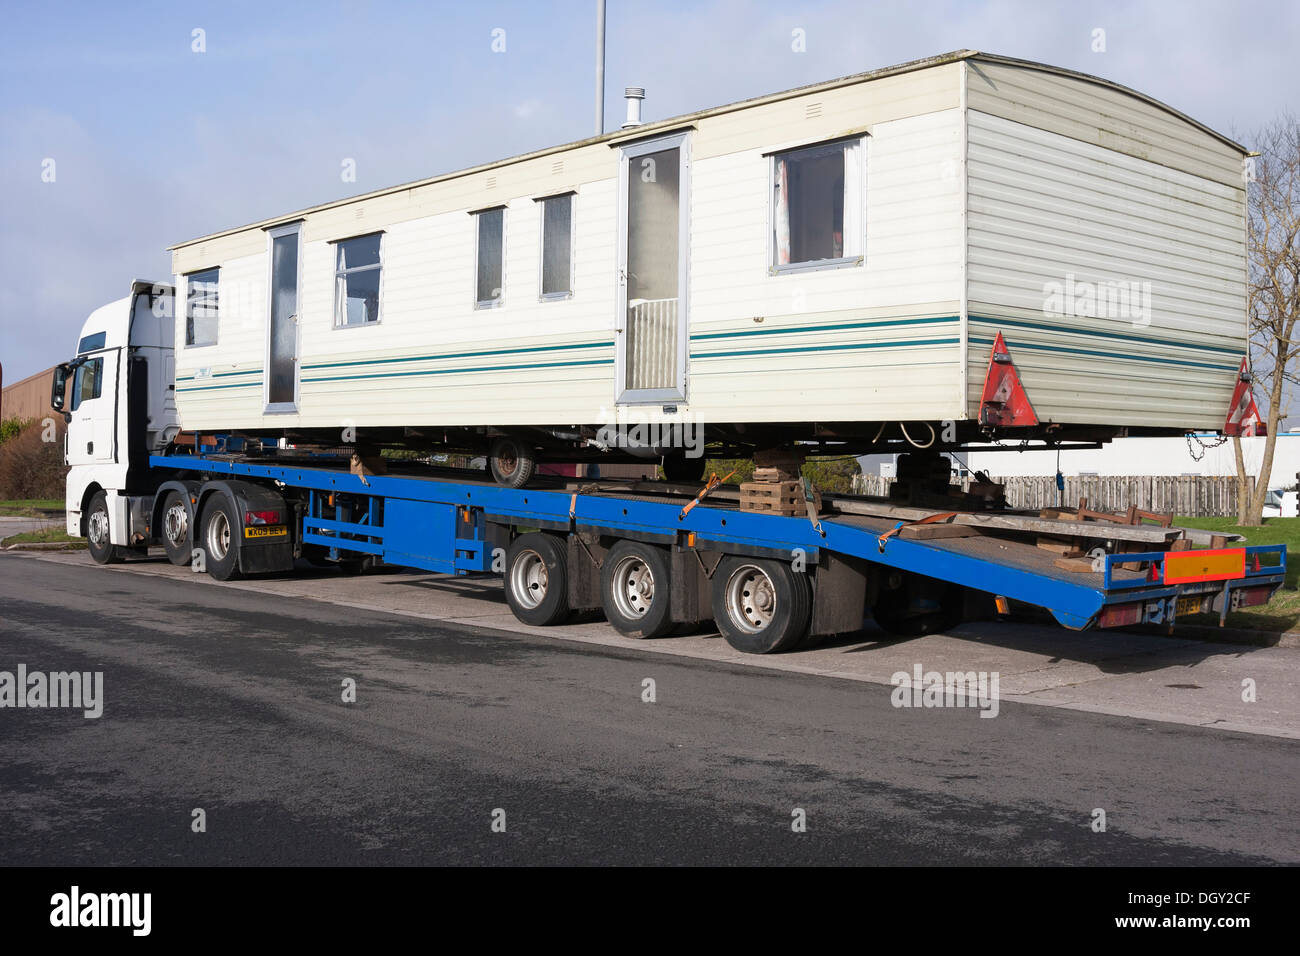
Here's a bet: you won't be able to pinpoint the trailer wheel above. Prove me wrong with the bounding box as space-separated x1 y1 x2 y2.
199 493 243 581
85 490 125 565
600 540 674 639
504 533 570 626
160 491 194 566
489 436 536 489
711 556 811 654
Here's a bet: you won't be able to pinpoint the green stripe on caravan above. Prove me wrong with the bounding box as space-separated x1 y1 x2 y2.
967 336 1239 372
967 314 1242 357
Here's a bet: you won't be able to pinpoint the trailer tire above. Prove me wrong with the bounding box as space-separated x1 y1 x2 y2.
504 533 570 626
85 490 125 565
600 540 674 639
160 490 194 566
711 556 811 654
199 493 243 582
489 437 536 489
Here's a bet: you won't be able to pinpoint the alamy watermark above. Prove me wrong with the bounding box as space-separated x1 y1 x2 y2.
1043 272 1151 326
0 665 103 718
890 664 1000 718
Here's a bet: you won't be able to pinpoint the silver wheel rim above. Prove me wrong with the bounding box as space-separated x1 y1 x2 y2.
164 502 189 548
88 509 109 548
206 510 231 562
611 554 655 620
725 564 777 634
510 549 548 610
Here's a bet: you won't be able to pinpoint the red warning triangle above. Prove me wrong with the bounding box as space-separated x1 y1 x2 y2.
1225 358 1265 437
979 332 1039 428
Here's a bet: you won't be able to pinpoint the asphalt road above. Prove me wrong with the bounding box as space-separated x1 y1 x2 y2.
1 553 1297 865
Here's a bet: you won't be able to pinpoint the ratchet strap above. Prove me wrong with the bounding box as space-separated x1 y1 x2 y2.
877 511 958 553
679 470 735 520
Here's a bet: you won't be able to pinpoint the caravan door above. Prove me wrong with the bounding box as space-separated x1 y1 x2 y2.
616 132 690 404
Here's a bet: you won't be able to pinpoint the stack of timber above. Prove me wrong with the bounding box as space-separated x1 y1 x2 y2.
739 449 821 517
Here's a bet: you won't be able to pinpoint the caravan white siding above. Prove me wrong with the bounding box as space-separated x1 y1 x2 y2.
171 58 967 433
169 52 1250 439
963 61 1248 431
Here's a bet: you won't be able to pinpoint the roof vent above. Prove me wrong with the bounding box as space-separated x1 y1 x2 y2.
622 87 645 129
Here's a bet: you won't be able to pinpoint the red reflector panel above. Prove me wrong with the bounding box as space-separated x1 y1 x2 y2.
1163 548 1246 585
1098 602 1143 629
1235 585 1273 608
245 510 282 526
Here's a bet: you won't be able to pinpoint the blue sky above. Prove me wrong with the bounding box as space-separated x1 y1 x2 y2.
2 0 1297 383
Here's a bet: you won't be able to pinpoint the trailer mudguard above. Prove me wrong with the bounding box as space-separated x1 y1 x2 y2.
195 479 294 574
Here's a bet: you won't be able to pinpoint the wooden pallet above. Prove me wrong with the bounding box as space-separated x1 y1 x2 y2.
740 480 810 516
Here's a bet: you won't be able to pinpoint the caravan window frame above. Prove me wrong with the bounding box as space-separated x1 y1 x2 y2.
535 191 575 301
183 267 220 348
768 135 866 275
331 232 385 329
473 206 507 309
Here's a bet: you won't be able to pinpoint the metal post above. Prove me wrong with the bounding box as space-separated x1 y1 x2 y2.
595 0 606 136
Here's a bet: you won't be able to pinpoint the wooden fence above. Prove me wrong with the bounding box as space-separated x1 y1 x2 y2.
850 474 1250 518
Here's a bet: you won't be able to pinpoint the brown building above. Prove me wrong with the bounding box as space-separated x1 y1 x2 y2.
1 365 57 424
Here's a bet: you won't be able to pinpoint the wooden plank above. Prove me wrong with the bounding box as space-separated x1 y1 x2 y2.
825 497 1182 544
1054 557 1099 573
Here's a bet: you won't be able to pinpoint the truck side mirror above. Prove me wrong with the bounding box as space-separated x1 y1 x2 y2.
51 363 70 412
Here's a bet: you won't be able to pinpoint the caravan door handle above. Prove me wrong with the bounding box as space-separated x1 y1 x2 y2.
87 442 93 454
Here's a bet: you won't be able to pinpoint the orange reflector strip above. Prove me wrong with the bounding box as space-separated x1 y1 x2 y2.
994 595 1009 615
687 532 696 547
1163 548 1246 585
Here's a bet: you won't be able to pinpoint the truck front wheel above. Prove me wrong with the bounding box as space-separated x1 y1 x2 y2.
199 494 243 581
85 490 124 565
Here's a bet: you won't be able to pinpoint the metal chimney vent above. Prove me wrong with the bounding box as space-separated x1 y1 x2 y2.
622 87 646 129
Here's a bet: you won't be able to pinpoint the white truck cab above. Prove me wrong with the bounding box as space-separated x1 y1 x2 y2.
52 281 180 554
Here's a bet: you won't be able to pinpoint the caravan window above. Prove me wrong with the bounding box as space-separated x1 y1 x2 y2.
185 268 219 347
70 357 103 411
333 233 382 327
771 138 863 272
538 193 573 299
475 207 505 308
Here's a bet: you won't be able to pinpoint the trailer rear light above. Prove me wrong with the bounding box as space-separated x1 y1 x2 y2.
245 510 282 526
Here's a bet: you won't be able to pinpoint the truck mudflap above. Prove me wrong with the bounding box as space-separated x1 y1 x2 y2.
1087 545 1286 629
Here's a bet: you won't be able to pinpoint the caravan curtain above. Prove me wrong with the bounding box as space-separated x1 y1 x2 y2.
773 159 791 265
841 139 862 258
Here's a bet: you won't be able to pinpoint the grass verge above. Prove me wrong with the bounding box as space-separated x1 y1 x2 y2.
0 498 63 517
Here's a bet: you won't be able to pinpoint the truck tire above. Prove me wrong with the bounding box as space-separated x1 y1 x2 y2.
160 490 194 566
600 540 674 639
489 436 536 489
711 556 811 653
85 490 125 565
504 532 570 626
199 493 243 581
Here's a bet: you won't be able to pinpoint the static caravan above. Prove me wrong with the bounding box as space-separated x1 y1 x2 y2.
168 50 1253 484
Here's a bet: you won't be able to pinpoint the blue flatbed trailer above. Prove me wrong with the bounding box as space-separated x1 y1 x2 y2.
140 452 1287 654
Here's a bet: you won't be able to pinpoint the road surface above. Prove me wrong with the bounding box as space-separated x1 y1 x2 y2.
1 552 1296 865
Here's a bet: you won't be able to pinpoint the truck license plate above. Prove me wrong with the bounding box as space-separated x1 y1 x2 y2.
243 525 287 539
1176 595 1204 617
